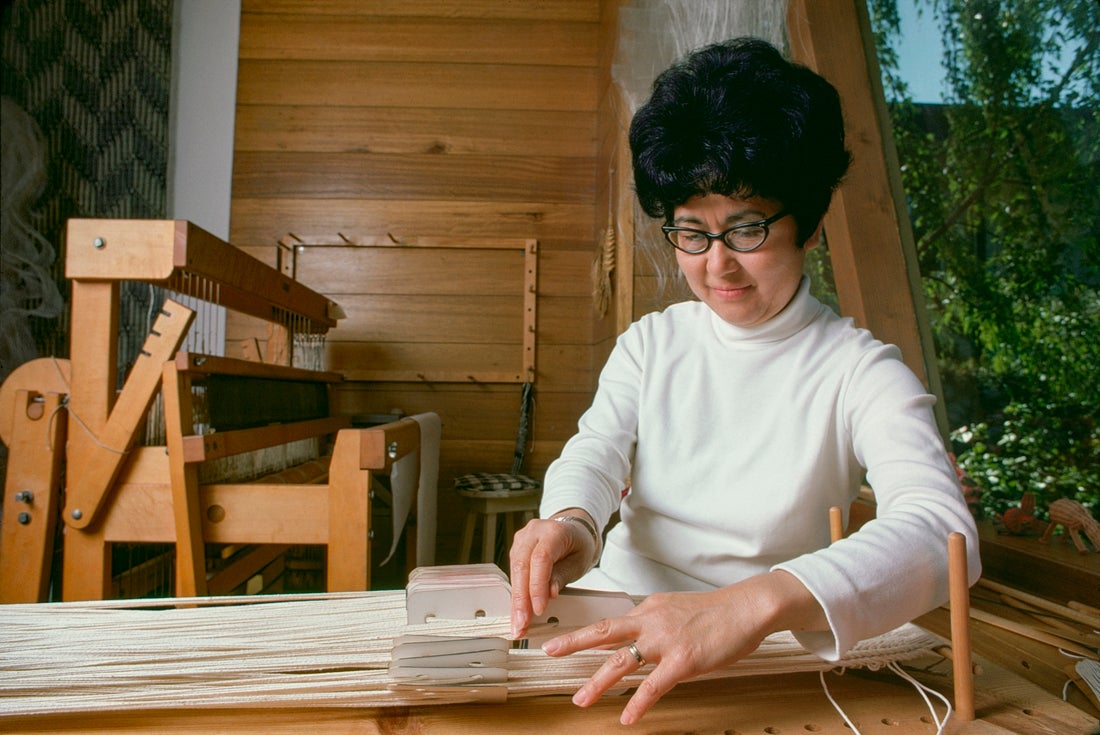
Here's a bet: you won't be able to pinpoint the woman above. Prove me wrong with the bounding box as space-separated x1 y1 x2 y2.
508 38 980 725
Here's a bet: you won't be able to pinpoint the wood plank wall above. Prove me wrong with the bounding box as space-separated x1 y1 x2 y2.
229 0 615 564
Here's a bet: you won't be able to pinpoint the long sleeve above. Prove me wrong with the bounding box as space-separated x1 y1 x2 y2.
772 346 980 659
539 329 642 534
540 279 979 656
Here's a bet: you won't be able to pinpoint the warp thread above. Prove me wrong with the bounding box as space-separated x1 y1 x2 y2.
2 591 946 718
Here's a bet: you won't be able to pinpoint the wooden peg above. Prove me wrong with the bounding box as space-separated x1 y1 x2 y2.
948 532 975 721
829 506 844 543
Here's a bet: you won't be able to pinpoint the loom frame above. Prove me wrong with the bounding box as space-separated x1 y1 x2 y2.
0 218 424 602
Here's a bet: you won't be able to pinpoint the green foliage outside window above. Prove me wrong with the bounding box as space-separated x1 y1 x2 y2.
867 0 1099 519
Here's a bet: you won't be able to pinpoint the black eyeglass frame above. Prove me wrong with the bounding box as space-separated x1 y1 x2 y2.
660 210 792 254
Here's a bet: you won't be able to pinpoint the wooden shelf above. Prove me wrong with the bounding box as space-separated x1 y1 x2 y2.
977 519 1100 608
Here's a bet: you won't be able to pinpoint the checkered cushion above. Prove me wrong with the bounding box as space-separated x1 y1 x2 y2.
453 472 541 493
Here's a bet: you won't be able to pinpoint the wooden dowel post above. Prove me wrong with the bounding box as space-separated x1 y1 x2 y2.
829 506 844 544
948 532 975 721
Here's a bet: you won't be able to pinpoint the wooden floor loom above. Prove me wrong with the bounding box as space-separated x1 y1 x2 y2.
0 219 424 602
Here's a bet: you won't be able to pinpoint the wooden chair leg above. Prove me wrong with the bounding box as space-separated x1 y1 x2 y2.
327 429 371 591
481 511 498 564
504 513 516 554
459 510 477 565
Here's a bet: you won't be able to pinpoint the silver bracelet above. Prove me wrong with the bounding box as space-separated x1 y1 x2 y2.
553 515 600 554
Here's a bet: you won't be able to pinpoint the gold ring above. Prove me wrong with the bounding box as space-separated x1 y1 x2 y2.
627 643 646 667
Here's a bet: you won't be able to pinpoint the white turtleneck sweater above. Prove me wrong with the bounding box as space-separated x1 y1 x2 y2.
541 277 980 660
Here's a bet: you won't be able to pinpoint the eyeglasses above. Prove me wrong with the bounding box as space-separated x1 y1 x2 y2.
661 210 791 254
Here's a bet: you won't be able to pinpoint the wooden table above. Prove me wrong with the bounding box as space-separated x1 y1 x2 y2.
5 648 1095 735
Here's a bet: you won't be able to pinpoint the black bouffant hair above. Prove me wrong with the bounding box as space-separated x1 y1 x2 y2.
629 37 852 246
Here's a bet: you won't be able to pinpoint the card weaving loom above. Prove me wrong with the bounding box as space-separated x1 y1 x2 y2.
1 562 962 731
0 219 434 602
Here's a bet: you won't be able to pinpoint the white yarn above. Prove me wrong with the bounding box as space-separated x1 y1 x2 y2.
1076 659 1100 700
610 1 789 314
611 0 788 115
818 662 953 735
1 592 947 717
0 97 64 382
1062 655 1100 706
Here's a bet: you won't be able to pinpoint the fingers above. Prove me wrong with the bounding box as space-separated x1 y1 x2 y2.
539 584 784 724
564 637 680 726
620 663 680 725
508 519 571 639
508 533 540 639
541 601 712 725
542 615 628 656
508 525 534 638
570 642 647 707
527 538 559 615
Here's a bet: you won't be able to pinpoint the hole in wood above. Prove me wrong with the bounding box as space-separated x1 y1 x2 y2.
26 398 45 421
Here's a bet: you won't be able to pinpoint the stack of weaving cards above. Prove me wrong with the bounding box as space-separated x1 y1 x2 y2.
390 564 513 689
404 563 512 624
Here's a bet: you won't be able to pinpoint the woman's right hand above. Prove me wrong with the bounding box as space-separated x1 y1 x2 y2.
509 511 598 639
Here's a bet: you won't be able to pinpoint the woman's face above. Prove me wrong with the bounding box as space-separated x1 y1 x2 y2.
671 192 813 328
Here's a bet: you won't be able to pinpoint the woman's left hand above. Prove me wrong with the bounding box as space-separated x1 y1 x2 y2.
540 570 827 725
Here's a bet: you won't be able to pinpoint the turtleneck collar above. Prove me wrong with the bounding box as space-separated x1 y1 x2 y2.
707 276 823 347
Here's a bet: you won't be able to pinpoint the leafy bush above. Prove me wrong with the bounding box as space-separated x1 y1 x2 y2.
951 400 1099 519
869 0 1099 517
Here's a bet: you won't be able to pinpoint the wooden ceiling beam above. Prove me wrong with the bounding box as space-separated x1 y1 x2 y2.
787 0 948 437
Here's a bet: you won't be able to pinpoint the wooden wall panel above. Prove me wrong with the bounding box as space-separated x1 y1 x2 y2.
237 61 597 111
295 247 527 296
327 343 521 381
233 152 594 202
238 15 597 65
241 0 599 22
230 1 604 564
328 295 522 343
231 201 591 246
234 107 595 157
